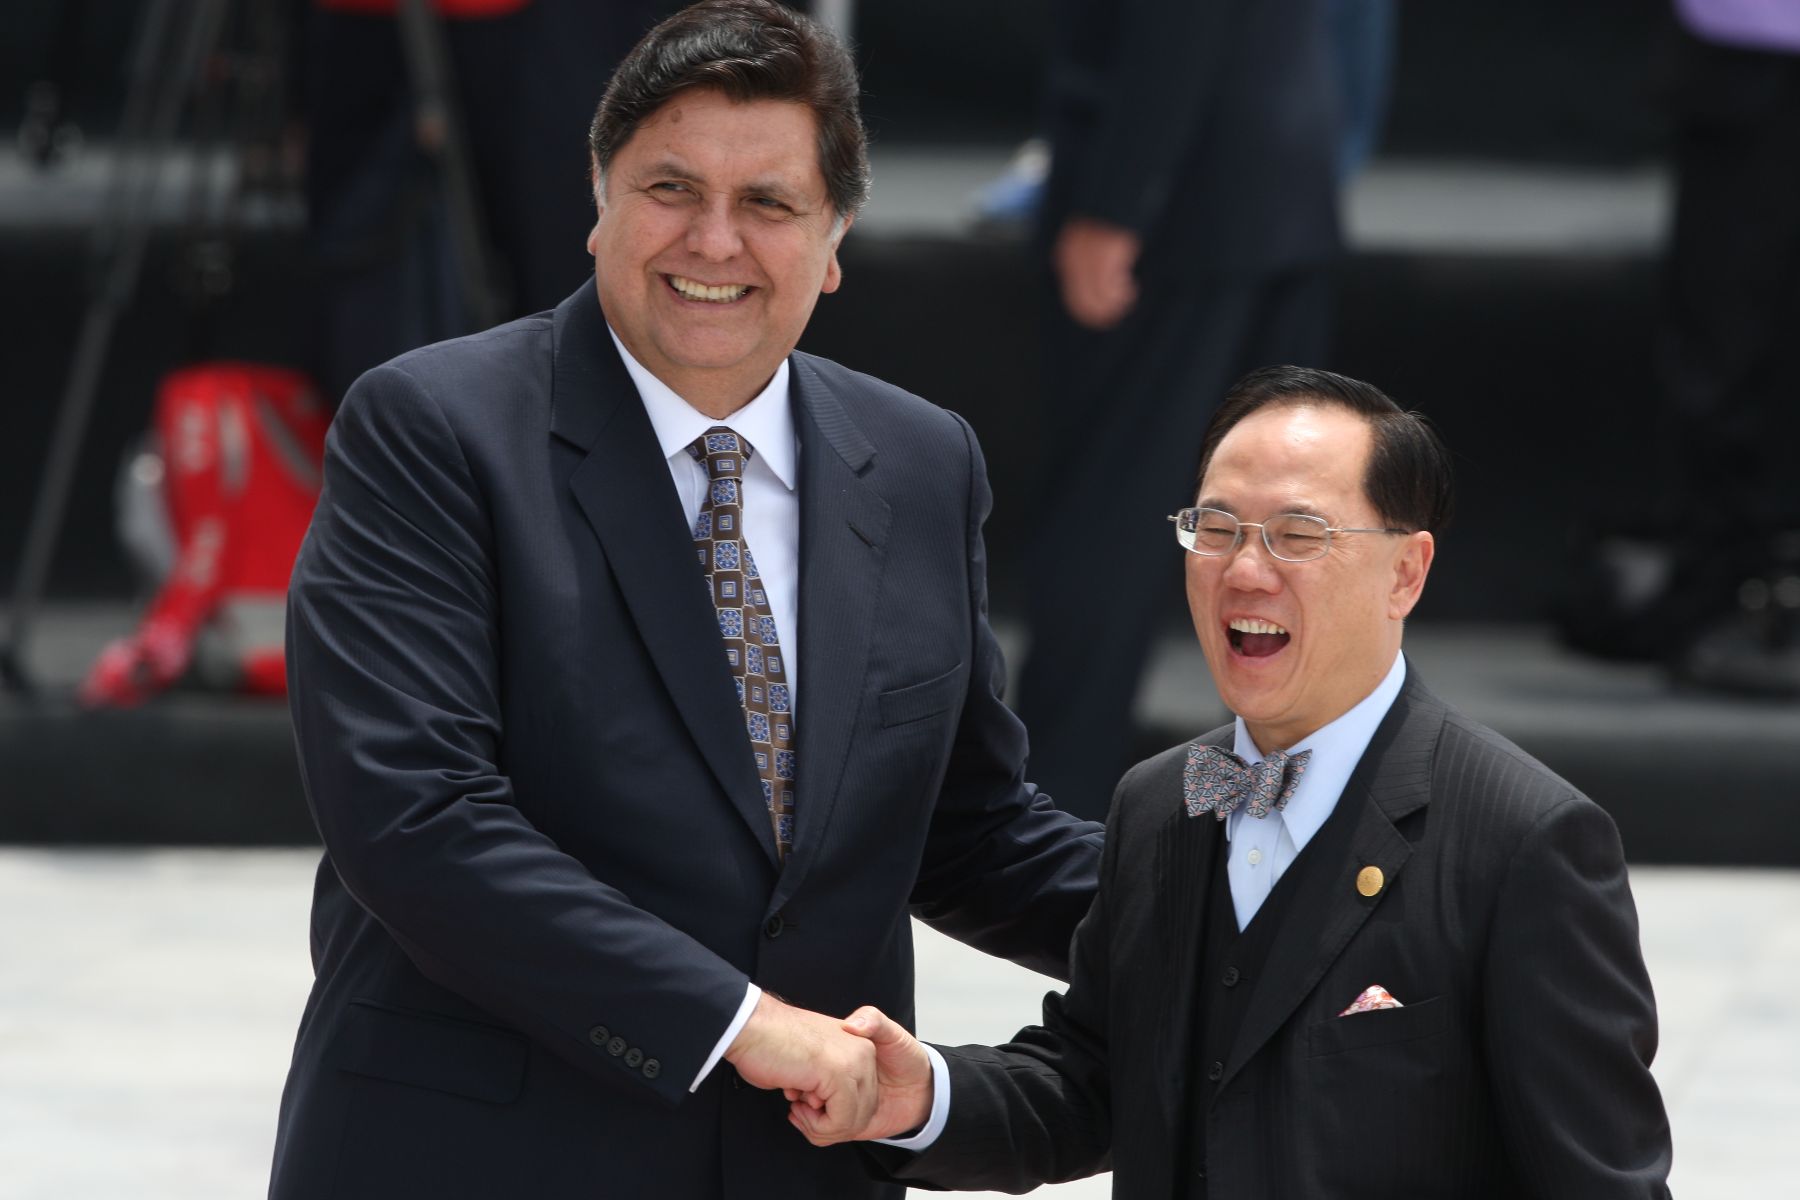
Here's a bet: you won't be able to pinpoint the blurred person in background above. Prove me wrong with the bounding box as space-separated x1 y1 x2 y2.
1014 0 1344 819
1654 0 1800 695
1563 2 1800 697
301 0 672 401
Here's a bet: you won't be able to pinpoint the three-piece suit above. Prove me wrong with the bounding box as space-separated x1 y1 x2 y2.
889 673 1673 1198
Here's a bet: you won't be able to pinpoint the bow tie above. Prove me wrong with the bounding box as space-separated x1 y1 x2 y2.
1183 744 1313 821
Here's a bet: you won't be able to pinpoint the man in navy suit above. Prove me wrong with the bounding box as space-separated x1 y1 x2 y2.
800 368 1674 1199
268 3 1101 1196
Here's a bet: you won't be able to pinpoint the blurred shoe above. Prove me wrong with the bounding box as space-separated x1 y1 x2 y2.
1555 530 1736 663
1674 535 1800 699
970 138 1050 237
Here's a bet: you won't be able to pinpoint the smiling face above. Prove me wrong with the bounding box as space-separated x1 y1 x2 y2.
587 88 850 417
1186 403 1434 753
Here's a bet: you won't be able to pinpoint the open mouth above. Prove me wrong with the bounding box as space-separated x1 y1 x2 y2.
1227 617 1291 658
666 274 752 304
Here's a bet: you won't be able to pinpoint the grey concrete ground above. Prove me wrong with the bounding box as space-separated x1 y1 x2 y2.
1 847 1793 1198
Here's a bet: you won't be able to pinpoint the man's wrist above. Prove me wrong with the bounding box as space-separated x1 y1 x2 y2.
874 1043 949 1151
693 983 761 1093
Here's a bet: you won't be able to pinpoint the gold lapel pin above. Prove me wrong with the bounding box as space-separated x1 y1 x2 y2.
1356 866 1384 898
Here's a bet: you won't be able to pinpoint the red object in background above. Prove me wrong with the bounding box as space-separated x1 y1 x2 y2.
81 364 331 707
314 0 533 17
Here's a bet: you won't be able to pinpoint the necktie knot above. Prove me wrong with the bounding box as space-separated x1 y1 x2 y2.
1183 744 1312 821
689 427 754 479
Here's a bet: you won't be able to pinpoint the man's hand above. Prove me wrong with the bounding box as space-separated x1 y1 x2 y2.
1054 217 1142 330
725 993 878 1135
788 1005 934 1146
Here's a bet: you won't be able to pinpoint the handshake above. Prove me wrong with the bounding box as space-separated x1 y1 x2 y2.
723 992 936 1145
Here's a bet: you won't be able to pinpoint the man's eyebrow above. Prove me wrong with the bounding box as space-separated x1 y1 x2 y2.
626 159 813 205
738 176 816 206
632 157 702 183
1194 498 1334 522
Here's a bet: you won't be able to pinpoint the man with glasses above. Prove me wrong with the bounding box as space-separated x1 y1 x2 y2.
788 366 1673 1199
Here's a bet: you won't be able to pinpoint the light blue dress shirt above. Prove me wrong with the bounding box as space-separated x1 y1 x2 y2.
1224 652 1407 930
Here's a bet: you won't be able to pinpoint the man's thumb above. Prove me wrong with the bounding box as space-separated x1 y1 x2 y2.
842 1005 896 1041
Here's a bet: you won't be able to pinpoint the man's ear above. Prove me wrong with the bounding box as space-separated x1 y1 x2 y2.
821 212 854 295
1388 530 1435 621
586 158 606 255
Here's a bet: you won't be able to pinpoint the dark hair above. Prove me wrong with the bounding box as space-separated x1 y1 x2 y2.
1195 365 1455 536
589 0 871 219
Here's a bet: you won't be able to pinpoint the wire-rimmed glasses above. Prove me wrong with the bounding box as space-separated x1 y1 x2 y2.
1168 507 1409 562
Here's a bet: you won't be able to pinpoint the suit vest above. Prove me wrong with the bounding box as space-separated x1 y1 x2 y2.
1182 787 1364 1199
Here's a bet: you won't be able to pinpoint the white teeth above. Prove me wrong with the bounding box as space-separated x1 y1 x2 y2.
669 275 749 303
1229 618 1289 636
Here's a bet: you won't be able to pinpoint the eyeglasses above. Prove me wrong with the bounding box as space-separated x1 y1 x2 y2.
1168 507 1410 562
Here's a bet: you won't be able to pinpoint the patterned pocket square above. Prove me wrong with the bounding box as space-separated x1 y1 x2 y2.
1339 984 1403 1016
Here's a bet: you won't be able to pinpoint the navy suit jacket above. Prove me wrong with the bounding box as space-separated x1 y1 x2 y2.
268 282 1102 1199
885 674 1673 1198
1041 0 1341 280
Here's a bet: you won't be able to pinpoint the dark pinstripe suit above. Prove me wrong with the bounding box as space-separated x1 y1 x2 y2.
886 672 1673 1198
269 281 1102 1198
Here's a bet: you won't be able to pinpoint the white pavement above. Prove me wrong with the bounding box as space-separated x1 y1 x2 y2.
2 848 1793 1199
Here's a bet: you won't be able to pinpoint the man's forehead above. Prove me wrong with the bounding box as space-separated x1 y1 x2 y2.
621 93 826 187
1205 405 1369 479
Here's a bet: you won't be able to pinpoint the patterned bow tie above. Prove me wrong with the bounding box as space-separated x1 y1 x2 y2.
1183 744 1313 821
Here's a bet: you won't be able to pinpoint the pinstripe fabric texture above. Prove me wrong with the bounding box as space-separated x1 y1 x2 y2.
887 671 1673 1199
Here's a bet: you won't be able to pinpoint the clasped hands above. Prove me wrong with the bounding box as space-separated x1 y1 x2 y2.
724 992 932 1146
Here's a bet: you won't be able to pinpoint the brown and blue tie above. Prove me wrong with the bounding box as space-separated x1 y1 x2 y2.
690 427 796 858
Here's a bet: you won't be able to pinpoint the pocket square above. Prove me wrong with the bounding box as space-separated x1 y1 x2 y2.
1339 984 1403 1016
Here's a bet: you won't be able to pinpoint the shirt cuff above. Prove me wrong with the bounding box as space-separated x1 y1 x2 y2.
690 982 762 1093
874 1042 950 1151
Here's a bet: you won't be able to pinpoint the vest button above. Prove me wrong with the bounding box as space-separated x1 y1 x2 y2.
764 913 785 938
1221 965 1240 987
1207 1060 1224 1082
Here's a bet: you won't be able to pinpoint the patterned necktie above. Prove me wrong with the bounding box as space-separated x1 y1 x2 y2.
1183 744 1312 821
689 428 796 858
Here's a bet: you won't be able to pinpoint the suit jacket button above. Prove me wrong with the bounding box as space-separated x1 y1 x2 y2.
1207 1060 1224 1082
764 913 784 939
588 1025 611 1047
625 1047 644 1069
1221 966 1240 987
608 1036 628 1057
643 1058 661 1079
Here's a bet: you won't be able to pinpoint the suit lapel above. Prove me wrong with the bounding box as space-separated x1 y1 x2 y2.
1218 675 1444 1093
769 357 891 911
549 284 777 866
1149 729 1229 1121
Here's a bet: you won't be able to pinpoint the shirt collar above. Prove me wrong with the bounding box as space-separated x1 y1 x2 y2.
1225 651 1408 848
608 327 797 490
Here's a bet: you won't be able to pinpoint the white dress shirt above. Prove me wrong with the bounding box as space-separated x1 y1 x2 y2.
1223 651 1407 930
907 651 1411 1152
607 330 801 1093
610 333 957 1143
